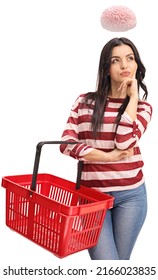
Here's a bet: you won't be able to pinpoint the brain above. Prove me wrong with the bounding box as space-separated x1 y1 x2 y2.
100 6 137 32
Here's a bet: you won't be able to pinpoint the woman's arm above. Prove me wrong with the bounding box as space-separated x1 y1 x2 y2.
114 78 152 150
114 101 152 150
118 77 139 121
82 147 133 162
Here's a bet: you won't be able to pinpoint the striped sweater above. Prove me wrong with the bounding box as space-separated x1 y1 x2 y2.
60 93 152 192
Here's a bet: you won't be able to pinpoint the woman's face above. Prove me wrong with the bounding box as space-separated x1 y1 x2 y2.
109 44 138 84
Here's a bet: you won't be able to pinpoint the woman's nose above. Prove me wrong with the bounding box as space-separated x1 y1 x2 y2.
120 60 127 69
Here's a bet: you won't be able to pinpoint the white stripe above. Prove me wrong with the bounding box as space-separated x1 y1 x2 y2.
115 136 137 150
117 125 133 135
104 112 118 117
108 101 122 108
78 122 92 131
78 122 115 133
78 108 118 118
65 123 78 133
70 110 78 118
121 112 133 123
81 139 115 149
78 108 93 115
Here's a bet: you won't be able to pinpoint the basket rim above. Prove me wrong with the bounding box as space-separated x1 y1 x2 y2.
1 173 114 216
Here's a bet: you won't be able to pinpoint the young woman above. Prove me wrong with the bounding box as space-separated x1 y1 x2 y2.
60 37 152 260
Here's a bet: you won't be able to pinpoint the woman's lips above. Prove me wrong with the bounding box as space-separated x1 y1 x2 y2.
120 71 130 76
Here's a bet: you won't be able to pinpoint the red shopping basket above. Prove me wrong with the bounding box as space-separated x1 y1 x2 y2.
1 141 114 258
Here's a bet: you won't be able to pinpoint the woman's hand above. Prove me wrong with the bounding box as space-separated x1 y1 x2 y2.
117 78 138 98
108 148 134 162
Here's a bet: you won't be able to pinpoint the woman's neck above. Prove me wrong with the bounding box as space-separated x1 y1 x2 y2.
109 86 127 99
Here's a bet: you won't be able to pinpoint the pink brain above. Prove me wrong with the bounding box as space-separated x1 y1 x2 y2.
100 6 137 32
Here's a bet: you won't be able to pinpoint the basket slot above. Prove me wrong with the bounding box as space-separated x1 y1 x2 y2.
33 206 61 251
6 190 29 235
49 185 73 206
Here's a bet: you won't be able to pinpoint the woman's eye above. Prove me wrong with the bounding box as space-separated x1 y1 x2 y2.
111 58 119 64
128 56 134 61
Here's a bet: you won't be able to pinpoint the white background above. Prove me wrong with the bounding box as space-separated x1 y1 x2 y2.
0 0 157 279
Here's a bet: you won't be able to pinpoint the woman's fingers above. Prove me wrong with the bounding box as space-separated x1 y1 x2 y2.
117 78 138 97
110 148 134 161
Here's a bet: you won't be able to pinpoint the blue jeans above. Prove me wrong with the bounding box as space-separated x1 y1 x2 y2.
88 183 147 260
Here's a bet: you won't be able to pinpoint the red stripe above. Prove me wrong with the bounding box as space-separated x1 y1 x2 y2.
134 146 141 154
83 161 143 173
68 116 78 125
78 115 91 123
79 131 115 141
137 114 148 129
106 107 120 112
79 115 117 124
81 170 143 188
62 130 78 139
116 132 134 142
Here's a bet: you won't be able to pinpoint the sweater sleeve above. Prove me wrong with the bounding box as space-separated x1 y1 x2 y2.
114 101 152 150
60 95 95 160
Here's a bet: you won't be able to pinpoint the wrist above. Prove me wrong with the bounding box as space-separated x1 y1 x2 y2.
129 93 139 101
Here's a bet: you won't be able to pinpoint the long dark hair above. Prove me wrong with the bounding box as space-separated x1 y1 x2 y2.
84 37 148 137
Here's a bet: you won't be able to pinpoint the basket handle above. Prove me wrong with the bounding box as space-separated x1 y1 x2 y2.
30 141 83 192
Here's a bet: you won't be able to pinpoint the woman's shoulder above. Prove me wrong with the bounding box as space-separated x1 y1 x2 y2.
138 99 153 114
70 92 91 110
78 91 95 98
75 92 96 103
